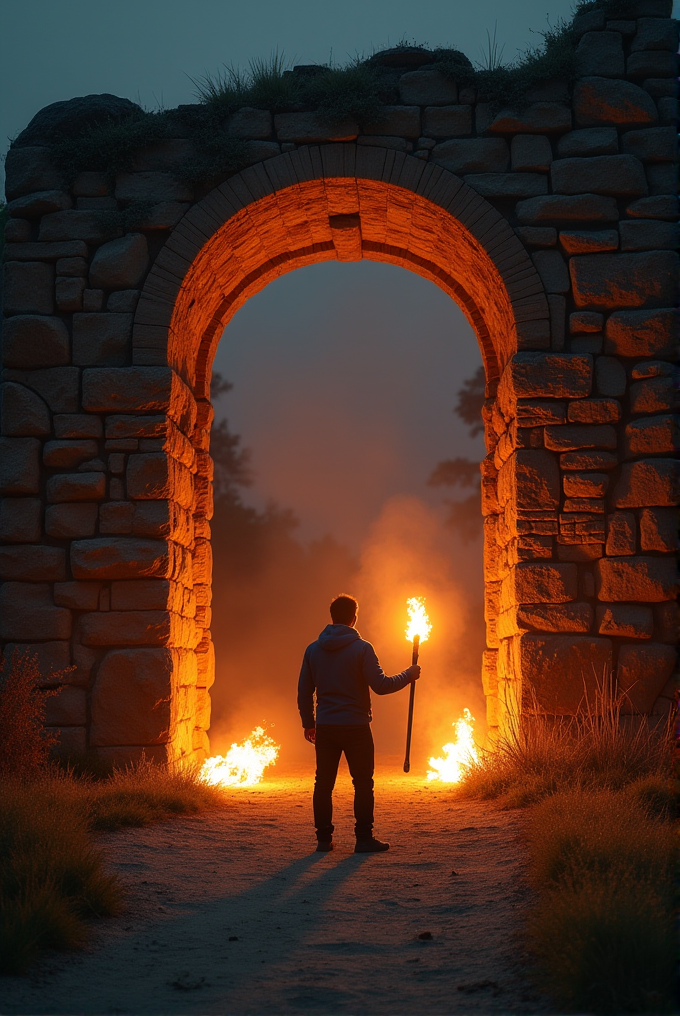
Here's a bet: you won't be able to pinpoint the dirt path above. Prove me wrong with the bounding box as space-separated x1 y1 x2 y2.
3 759 548 1015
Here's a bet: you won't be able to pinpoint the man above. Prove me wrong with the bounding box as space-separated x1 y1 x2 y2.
297 594 420 853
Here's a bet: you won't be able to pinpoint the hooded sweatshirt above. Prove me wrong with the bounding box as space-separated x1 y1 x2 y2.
297 624 412 728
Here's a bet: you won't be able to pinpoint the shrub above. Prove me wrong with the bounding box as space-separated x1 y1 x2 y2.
0 650 60 779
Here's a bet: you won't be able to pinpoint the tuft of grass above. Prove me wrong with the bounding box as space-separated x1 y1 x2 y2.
525 789 677 1014
0 649 63 780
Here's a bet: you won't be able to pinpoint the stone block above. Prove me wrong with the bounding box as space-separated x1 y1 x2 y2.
128 201 191 230
43 440 98 468
38 210 122 244
222 107 272 138
90 647 174 745
82 367 181 416
1 383 50 437
89 234 149 290
0 437 40 494
515 602 593 633
574 77 658 126
71 537 170 580
631 17 679 51
56 257 88 277
510 134 552 172
357 136 408 152
597 555 677 601
501 353 592 401
105 415 168 439
628 50 678 77
486 103 571 135
126 454 193 510
4 219 32 242
273 113 359 143
364 106 420 137
630 376 675 413
45 503 99 538
606 512 637 555
520 634 612 714
110 578 171 610
544 424 617 451
625 414 677 457
431 138 508 174
399 68 457 105
617 643 677 713
575 32 625 78
114 173 193 203
621 126 676 163
79 610 172 646
570 336 603 354
597 604 654 637
0 544 65 580
4 147 65 200
514 226 557 247
128 139 194 172
557 128 619 157
619 219 678 250
53 580 101 610
55 277 85 312
497 449 560 510
516 194 618 224
639 507 677 552
2 316 70 369
45 685 87 727
567 398 620 424
72 313 132 367
516 400 566 426
560 231 619 255
625 195 678 222
107 290 140 313
503 562 577 606
613 458 678 507
645 161 677 194
53 415 102 439
531 250 569 293
2 640 71 682
5 241 89 262
72 171 108 197
570 251 678 309
0 582 71 641
594 356 627 397
464 173 547 198
7 190 71 219
3 262 54 315
421 105 471 137
551 155 647 197
99 501 134 534
0 497 41 542
45 472 106 503
564 473 609 498
572 9 606 35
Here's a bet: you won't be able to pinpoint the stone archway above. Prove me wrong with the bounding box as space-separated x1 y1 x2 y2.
2 5 678 764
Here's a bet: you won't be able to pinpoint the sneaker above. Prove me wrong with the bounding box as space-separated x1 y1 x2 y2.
316 840 333 852
354 837 389 853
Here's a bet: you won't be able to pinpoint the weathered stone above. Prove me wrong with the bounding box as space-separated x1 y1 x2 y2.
107 290 140 313
72 313 133 367
486 103 571 135
631 360 675 379
398 68 458 106
640 507 677 552
54 414 102 439
421 105 471 137
594 356 627 397
71 537 170 580
53 581 101 610
43 440 98 468
110 578 171 610
56 257 89 277
567 398 620 424
574 77 658 126
575 32 625 78
2 640 71 682
627 50 678 77
570 336 603 354
564 473 609 498
274 112 358 143
464 173 547 198
544 424 617 452
72 171 108 197
46 473 106 503
570 311 604 333
516 400 566 426
79 610 174 646
617 643 677 713
14 94 141 147
8 190 72 219
90 647 175 745
357 136 408 152
520 634 612 714
45 685 87 727
0 497 41 542
613 459 678 507
0 437 40 494
3 262 55 315
606 512 637 555
126 454 193 509
597 555 677 601
129 139 195 172
0 582 71 641
516 602 593 633
129 202 191 230
38 210 122 244
114 173 193 203
45 503 99 538
497 449 560 511
431 138 508 174
645 161 676 194
631 16 679 51
515 227 557 247
4 147 65 200
4 241 89 261
596 604 653 637
222 107 272 139
89 234 149 290
0 383 50 437
619 219 678 250
105 415 167 439
557 128 619 157
570 251 678 308
621 126 676 164
551 155 647 197
365 107 420 137
82 368 186 418
531 250 569 293
625 414 677 457
0 544 65 580
510 134 552 172
2 316 70 369
4 219 32 242
572 9 605 35
82 289 105 312
503 562 578 606
516 194 618 224
55 277 85 312
560 230 619 255
560 451 619 473
99 501 134 534
630 376 675 413
501 353 592 401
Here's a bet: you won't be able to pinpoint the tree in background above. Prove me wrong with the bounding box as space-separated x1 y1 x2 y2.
428 365 485 542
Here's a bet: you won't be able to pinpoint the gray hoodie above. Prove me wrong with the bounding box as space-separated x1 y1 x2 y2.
297 624 412 728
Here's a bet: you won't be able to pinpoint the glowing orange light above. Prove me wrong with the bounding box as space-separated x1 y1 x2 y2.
405 596 432 645
427 709 479 783
200 726 280 788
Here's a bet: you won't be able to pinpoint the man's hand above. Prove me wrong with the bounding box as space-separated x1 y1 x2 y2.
406 664 421 682
304 727 316 744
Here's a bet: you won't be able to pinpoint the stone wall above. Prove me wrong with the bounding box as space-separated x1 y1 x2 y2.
1 0 677 762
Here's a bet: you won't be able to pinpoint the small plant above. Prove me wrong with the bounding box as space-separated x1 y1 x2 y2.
0 650 61 779
306 63 384 128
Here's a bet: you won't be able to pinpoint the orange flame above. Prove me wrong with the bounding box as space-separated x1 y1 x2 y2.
427 709 479 783
200 726 279 788
405 596 432 644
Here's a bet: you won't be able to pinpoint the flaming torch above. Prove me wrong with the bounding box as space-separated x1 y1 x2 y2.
403 596 432 774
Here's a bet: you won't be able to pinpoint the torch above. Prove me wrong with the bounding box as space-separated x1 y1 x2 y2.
403 596 432 774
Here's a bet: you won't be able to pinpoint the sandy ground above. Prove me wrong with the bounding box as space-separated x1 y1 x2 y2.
2 758 549 1016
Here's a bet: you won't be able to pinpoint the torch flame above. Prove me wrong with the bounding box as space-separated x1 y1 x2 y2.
405 596 432 644
199 726 279 788
427 709 479 783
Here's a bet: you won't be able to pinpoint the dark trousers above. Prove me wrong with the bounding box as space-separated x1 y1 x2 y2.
313 723 375 841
